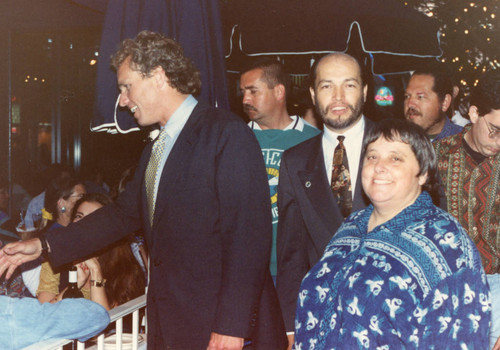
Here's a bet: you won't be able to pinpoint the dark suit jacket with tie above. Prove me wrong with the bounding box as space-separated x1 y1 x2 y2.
46 100 287 349
276 118 374 331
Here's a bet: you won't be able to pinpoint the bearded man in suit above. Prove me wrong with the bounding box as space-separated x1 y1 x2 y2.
0 31 286 350
276 52 373 349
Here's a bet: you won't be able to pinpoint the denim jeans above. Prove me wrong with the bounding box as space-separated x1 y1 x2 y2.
488 274 500 349
0 296 110 350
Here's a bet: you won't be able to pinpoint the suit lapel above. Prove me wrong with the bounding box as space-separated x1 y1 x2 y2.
297 137 342 253
147 104 203 231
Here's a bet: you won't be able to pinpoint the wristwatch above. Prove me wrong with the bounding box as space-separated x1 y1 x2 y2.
90 279 107 287
39 236 50 260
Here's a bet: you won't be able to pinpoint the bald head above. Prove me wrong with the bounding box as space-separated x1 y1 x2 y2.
310 53 365 89
309 53 367 133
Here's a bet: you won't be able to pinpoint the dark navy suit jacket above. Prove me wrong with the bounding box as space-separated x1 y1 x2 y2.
47 101 287 349
276 118 374 331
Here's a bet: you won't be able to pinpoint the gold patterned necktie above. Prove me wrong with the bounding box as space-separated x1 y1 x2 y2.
145 129 169 226
331 135 353 217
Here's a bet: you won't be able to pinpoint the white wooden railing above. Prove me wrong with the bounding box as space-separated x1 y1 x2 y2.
22 294 147 350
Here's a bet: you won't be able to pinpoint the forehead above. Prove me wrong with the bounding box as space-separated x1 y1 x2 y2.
77 201 102 213
485 108 500 123
240 68 265 86
72 184 86 192
406 74 436 92
117 58 141 82
368 136 413 153
315 55 362 83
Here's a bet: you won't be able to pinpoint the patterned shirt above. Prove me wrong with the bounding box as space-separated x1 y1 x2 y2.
295 192 490 350
434 126 500 274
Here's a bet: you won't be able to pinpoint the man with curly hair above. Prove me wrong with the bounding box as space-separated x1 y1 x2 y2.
0 31 287 350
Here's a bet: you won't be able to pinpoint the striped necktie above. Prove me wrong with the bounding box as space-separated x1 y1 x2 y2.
331 135 353 217
145 129 169 226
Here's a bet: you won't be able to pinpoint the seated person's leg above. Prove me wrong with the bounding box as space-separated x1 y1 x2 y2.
0 296 110 349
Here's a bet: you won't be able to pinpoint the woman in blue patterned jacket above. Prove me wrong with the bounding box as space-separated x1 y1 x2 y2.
294 118 490 349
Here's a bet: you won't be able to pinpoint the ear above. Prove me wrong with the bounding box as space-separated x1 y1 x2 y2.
363 84 368 103
57 198 66 212
152 66 168 88
469 105 480 124
441 93 452 112
309 87 316 106
274 84 286 102
418 172 428 186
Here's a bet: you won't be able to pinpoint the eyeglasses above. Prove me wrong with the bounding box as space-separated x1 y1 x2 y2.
482 117 500 140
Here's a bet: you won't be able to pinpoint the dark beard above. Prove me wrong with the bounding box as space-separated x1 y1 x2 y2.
316 99 364 130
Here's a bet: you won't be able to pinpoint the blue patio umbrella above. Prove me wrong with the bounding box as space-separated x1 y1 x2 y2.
90 0 229 134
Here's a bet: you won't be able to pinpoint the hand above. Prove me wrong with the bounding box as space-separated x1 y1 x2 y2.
493 335 500 350
76 263 91 289
83 257 101 274
0 238 42 279
206 333 244 350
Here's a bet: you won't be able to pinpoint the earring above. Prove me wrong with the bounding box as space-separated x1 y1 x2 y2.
61 206 66 213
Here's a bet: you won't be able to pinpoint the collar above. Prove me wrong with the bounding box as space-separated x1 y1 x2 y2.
249 115 304 131
433 116 463 142
162 95 198 138
442 125 470 155
353 191 433 234
322 115 366 144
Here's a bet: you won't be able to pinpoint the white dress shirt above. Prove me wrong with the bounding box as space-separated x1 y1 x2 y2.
322 116 366 198
151 95 198 207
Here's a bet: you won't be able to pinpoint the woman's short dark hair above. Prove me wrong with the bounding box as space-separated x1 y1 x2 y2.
111 30 201 96
71 193 112 222
363 118 439 195
44 177 83 220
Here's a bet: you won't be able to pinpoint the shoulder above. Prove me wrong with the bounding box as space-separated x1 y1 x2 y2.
433 132 463 157
301 123 321 137
283 133 322 158
364 116 376 130
193 101 242 124
191 102 254 139
416 206 483 272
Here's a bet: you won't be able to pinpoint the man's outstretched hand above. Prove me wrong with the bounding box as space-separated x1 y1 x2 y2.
0 238 43 279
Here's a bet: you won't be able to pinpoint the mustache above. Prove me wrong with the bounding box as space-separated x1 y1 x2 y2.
406 107 421 117
323 103 353 115
243 104 258 113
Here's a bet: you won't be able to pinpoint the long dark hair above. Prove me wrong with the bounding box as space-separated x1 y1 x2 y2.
99 241 145 307
72 193 145 307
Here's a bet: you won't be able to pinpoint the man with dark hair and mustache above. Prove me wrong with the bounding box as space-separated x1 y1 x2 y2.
404 63 462 141
239 59 319 281
276 52 374 349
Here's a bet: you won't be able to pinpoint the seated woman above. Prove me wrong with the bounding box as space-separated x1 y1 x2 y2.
22 176 86 296
37 193 145 310
294 119 490 349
